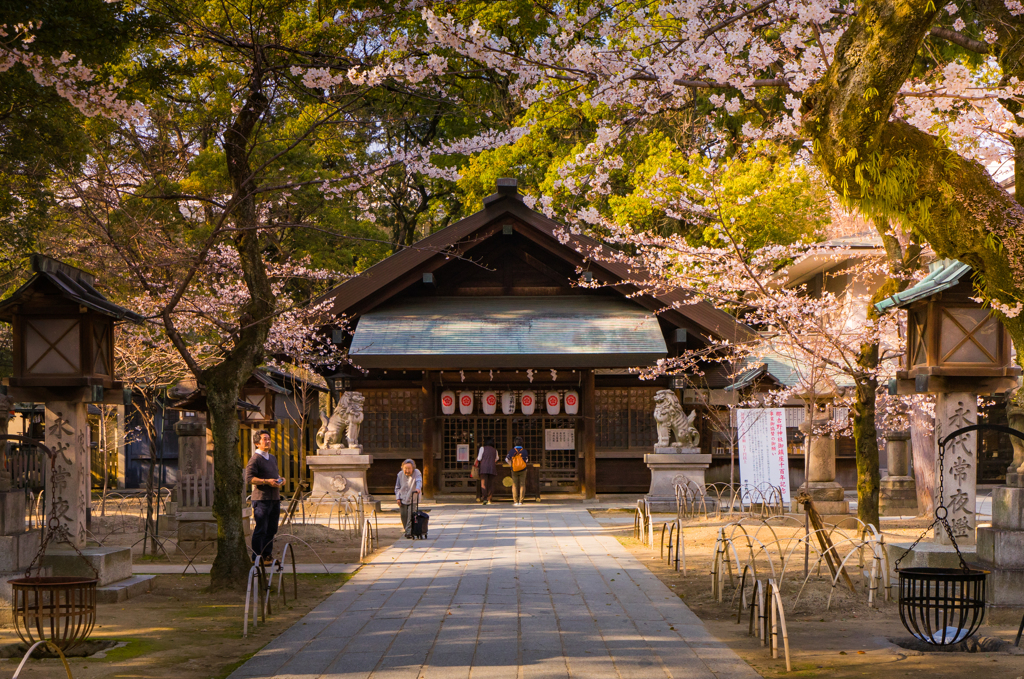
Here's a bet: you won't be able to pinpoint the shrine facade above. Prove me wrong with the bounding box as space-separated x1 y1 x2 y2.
321 179 749 498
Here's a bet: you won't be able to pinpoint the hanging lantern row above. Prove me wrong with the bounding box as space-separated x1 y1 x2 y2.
440 390 579 416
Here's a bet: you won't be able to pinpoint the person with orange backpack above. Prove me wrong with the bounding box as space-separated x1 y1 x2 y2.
505 437 530 506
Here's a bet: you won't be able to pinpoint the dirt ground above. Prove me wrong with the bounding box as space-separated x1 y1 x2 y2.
591 510 1024 679
0 519 400 678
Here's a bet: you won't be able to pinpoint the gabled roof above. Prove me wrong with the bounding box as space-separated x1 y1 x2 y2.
874 259 972 313
320 180 750 344
0 254 144 323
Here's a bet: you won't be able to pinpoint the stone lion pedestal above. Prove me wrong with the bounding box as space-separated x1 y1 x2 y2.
644 447 713 512
644 389 712 513
307 449 376 504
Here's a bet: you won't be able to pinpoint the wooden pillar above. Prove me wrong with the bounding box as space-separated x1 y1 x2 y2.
421 371 436 499
583 369 597 499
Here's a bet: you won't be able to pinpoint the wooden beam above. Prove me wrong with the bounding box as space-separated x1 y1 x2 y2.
421 371 436 499
583 369 597 499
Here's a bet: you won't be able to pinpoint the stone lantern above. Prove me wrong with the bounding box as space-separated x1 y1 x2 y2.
0 255 140 584
877 259 1020 545
877 259 1024 617
0 255 142 397
239 371 286 426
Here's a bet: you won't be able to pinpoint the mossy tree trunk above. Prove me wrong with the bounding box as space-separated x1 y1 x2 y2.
204 86 275 591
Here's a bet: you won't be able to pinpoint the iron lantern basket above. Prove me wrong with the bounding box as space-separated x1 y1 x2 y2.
9 576 97 650
897 567 987 645
895 423 1024 646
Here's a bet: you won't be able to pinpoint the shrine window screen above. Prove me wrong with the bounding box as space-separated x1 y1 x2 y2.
361 389 422 452
595 387 659 450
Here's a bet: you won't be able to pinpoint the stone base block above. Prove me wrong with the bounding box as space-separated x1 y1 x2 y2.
158 514 178 533
41 545 132 586
977 526 1024 569
795 500 850 515
980 568 1024 608
643 495 718 514
96 574 155 604
880 476 918 516
643 449 711 500
308 451 374 500
0 567 52 627
799 481 845 502
1006 472 1022 488
0 530 41 572
0 491 26 536
884 541 978 578
991 485 1024 531
177 521 219 543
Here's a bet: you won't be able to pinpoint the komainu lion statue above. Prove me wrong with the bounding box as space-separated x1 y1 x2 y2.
653 389 700 448
317 391 365 449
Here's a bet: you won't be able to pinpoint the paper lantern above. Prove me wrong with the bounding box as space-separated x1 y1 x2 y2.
545 391 560 415
501 391 516 415
482 390 497 415
521 390 537 415
458 391 474 415
440 390 456 415
564 390 579 415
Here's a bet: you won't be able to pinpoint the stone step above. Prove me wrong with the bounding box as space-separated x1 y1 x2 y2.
96 575 156 604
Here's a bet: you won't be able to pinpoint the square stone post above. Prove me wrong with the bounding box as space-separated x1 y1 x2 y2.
796 419 848 515
880 431 917 516
934 392 977 546
44 401 90 549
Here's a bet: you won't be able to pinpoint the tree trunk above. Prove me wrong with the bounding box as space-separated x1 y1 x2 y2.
205 87 275 591
910 401 935 516
853 342 880 528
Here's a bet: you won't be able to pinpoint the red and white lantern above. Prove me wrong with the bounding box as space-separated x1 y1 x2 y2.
521 390 537 415
440 390 456 415
564 390 579 415
482 391 497 415
501 391 516 415
458 391 474 415
545 391 560 415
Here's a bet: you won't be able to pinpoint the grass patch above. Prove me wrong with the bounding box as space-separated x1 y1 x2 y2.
215 651 258 679
87 638 160 662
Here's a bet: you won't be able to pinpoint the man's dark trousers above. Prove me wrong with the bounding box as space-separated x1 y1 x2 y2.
251 500 281 561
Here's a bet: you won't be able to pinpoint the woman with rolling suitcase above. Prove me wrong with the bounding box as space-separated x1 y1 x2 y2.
395 459 422 538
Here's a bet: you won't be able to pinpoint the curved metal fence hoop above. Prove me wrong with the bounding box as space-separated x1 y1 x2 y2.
12 640 75 679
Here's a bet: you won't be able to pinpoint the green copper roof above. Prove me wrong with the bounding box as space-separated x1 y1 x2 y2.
874 259 972 313
348 296 668 369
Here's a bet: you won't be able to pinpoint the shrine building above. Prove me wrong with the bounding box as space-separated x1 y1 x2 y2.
321 179 750 498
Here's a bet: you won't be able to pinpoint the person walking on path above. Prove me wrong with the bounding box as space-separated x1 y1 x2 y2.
474 436 500 505
395 459 422 538
244 429 283 565
505 437 530 506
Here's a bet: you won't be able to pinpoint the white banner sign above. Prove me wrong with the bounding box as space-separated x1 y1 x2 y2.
736 408 790 506
545 429 575 450
457 444 470 462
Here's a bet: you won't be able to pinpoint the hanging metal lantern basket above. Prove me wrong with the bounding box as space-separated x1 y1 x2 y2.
9 576 97 650
1 434 99 650
895 423 1024 646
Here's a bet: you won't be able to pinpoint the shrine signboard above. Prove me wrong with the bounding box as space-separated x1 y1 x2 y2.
736 408 791 507
935 394 977 544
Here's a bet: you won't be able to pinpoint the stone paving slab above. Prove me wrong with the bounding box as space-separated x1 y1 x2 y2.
229 506 760 679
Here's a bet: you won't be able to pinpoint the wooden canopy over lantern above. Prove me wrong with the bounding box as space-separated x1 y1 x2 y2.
170 369 287 425
0 255 143 398
876 259 1021 394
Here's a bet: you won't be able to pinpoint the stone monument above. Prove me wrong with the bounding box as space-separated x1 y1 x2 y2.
879 430 918 516
307 392 375 502
977 393 1024 619
933 393 977 545
173 415 220 550
795 418 848 516
644 390 711 512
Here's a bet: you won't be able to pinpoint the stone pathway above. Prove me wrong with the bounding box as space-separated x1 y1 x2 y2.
229 505 759 679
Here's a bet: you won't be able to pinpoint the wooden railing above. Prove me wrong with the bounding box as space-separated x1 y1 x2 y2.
179 473 214 509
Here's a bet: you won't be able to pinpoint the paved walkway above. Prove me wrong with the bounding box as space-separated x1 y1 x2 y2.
229 505 759 679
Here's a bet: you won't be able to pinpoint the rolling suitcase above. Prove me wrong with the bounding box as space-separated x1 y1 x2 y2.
410 497 429 539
